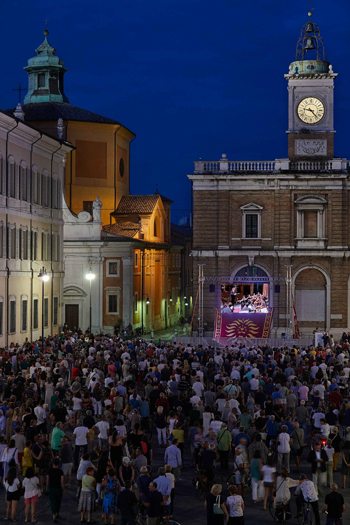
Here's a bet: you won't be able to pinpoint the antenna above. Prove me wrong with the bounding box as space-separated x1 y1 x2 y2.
308 0 314 17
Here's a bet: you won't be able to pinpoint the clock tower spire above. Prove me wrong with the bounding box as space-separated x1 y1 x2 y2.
285 11 337 160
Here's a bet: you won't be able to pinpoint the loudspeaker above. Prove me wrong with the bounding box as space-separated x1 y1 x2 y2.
275 285 280 293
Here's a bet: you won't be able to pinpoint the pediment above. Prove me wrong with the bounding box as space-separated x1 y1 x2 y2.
294 194 327 204
240 202 264 211
63 286 87 298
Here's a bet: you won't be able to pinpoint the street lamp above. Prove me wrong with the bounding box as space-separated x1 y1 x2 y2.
86 267 95 333
165 291 173 329
184 295 189 307
38 267 50 348
141 294 150 335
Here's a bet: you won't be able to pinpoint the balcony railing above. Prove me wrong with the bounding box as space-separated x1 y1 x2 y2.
193 155 349 174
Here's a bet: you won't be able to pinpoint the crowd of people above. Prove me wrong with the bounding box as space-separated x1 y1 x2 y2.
0 330 349 525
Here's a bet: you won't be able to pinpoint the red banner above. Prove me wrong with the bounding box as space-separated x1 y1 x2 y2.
215 309 274 338
292 297 300 339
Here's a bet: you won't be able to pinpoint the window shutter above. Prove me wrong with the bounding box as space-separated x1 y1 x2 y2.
0 301 3 335
15 165 19 199
27 230 30 260
22 299 28 331
57 179 62 209
53 297 58 325
42 232 47 261
20 228 23 260
0 158 3 195
15 228 18 259
47 233 51 262
8 161 11 197
37 172 41 205
41 174 46 206
47 176 51 208
7 226 10 258
26 169 31 202
10 300 16 333
1 224 4 258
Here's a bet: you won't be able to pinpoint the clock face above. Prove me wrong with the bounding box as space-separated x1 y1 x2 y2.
297 97 325 124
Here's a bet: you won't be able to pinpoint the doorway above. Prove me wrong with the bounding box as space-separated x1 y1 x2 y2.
65 304 79 329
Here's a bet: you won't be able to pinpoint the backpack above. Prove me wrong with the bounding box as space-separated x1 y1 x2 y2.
140 441 148 454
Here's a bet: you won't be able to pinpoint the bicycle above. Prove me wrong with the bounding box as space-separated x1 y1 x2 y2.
193 469 223 500
269 500 292 525
297 498 313 525
136 511 181 525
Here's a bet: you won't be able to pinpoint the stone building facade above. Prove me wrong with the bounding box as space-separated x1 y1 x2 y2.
188 15 349 338
0 109 72 346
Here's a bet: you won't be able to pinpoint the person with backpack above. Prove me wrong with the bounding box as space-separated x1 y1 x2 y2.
216 423 232 471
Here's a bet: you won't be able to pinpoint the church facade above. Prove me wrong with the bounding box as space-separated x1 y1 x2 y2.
6 29 192 335
189 15 349 338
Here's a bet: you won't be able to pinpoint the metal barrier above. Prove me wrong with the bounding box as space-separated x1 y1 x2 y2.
172 336 313 348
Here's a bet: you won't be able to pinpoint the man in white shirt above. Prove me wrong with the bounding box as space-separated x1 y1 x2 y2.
192 379 204 398
277 425 291 472
72 419 89 467
295 474 320 525
250 375 259 392
93 415 110 449
34 399 47 434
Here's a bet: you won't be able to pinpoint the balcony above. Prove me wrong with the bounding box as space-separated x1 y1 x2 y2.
193 154 349 174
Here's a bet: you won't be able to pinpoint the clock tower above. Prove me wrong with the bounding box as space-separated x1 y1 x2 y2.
285 12 337 160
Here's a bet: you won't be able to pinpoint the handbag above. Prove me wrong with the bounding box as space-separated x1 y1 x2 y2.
213 495 224 515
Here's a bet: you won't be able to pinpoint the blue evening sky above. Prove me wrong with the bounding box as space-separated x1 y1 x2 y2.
1 0 350 224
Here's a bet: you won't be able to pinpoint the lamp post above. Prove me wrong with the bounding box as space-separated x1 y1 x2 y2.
141 293 150 335
86 267 95 333
165 291 173 329
38 267 50 348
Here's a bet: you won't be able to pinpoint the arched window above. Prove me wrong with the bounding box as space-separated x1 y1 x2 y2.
154 217 159 237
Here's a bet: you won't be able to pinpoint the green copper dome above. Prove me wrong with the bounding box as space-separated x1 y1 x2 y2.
24 30 69 104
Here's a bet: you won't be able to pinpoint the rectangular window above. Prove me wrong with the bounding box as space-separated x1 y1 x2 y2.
0 158 3 195
10 228 16 259
52 234 57 262
20 167 27 201
53 296 58 325
134 293 138 314
42 232 47 261
41 174 47 206
52 179 57 209
32 231 38 260
9 163 15 198
108 262 119 275
38 73 46 88
245 214 258 238
24 230 28 260
33 171 38 204
44 297 49 327
22 299 28 332
0 301 3 335
135 253 138 268
10 300 16 333
33 299 39 329
108 294 118 314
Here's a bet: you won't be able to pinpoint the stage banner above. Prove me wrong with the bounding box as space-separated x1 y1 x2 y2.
215 309 274 338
